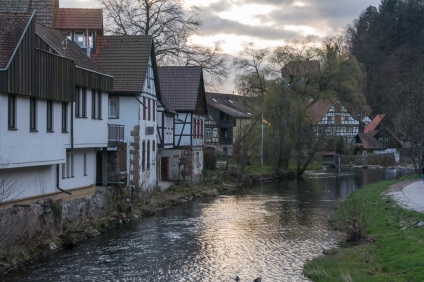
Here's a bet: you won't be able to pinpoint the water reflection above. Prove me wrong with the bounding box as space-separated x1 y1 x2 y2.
2 168 413 281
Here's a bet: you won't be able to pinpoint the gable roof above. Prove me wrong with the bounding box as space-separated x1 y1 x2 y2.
158 66 207 114
0 12 33 68
307 99 333 124
356 133 386 150
54 8 103 33
35 23 108 75
365 114 386 133
92 35 156 94
206 92 253 118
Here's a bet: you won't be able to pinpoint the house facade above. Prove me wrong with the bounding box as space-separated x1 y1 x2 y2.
92 36 160 190
0 9 112 204
205 92 254 157
158 66 207 184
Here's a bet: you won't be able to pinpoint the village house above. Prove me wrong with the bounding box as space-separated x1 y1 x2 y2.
91 35 162 191
0 8 113 204
157 66 207 184
205 92 254 157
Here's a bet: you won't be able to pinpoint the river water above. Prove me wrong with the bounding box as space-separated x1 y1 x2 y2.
3 168 412 282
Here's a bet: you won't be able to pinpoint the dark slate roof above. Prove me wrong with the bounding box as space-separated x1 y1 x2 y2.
35 23 109 75
0 12 32 68
356 133 386 150
92 35 154 93
157 66 206 112
54 8 103 32
206 92 253 118
0 0 55 27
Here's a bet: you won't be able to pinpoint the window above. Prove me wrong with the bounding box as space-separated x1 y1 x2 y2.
74 87 86 118
82 88 86 118
83 153 87 176
91 90 102 119
97 91 102 119
153 101 156 122
153 141 155 152
142 141 146 172
205 128 213 138
62 102 68 132
147 140 150 170
143 97 146 120
62 163 66 179
74 31 93 48
71 154 74 177
30 98 37 131
193 119 197 137
108 97 118 118
8 95 17 130
148 99 151 121
75 87 80 117
47 100 53 132
66 154 70 178
200 120 203 137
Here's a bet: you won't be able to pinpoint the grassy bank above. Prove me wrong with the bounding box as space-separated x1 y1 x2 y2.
303 177 424 281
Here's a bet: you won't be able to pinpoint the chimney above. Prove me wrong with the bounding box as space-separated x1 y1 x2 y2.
55 0 60 8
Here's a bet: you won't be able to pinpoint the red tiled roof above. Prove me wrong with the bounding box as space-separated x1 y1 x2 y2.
364 114 386 133
307 99 333 124
158 66 206 112
0 12 32 68
54 8 103 32
92 35 153 93
0 0 55 27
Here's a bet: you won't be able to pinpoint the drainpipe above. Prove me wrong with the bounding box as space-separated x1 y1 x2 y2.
56 164 71 195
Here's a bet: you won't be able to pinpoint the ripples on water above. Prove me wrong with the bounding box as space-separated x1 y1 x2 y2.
3 168 412 281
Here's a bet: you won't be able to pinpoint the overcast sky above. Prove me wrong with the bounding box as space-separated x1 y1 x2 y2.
60 0 382 91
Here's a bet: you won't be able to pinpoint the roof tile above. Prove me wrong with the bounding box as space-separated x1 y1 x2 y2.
54 8 103 32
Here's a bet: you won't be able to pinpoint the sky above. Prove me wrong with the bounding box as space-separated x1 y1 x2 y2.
60 0 382 91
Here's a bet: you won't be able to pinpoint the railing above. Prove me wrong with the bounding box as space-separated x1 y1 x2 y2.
108 124 125 147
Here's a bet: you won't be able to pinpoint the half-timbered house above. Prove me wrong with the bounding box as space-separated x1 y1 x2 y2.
157 66 207 184
308 100 361 143
92 35 161 190
0 9 113 204
205 92 254 156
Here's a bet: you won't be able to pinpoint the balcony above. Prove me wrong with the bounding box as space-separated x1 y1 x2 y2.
108 124 125 147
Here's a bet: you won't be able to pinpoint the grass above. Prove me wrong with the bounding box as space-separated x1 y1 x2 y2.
303 176 424 281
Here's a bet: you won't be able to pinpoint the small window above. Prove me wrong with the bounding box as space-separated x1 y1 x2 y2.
71 154 74 178
66 154 70 178
83 153 87 176
108 98 118 118
75 87 80 118
97 91 102 119
8 95 17 130
148 99 151 121
62 163 66 179
92 90 96 119
147 140 150 170
142 141 146 172
47 100 54 132
30 98 37 131
82 88 87 118
62 102 68 132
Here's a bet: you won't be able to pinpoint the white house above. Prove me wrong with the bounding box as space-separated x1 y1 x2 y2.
92 36 161 191
0 10 113 204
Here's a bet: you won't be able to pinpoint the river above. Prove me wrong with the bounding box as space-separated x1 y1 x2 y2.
2 167 412 282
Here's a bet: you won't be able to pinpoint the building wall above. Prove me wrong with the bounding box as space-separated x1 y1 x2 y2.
59 148 97 190
159 149 203 184
0 95 68 168
73 88 108 148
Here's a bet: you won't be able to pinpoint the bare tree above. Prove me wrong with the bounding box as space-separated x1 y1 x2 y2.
99 0 229 88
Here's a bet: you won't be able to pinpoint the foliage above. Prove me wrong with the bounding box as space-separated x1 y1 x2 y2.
304 177 424 281
99 0 229 88
346 0 424 115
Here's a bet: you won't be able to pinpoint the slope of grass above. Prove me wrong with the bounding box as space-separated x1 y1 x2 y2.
303 177 424 282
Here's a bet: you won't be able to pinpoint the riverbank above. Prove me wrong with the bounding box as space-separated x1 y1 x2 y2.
303 176 424 281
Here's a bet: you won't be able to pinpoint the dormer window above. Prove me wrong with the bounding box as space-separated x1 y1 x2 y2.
74 31 93 48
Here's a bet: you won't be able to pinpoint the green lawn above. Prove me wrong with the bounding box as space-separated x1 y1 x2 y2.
303 177 424 282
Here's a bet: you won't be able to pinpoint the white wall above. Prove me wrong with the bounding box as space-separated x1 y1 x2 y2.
0 95 68 168
73 89 108 148
59 148 97 190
